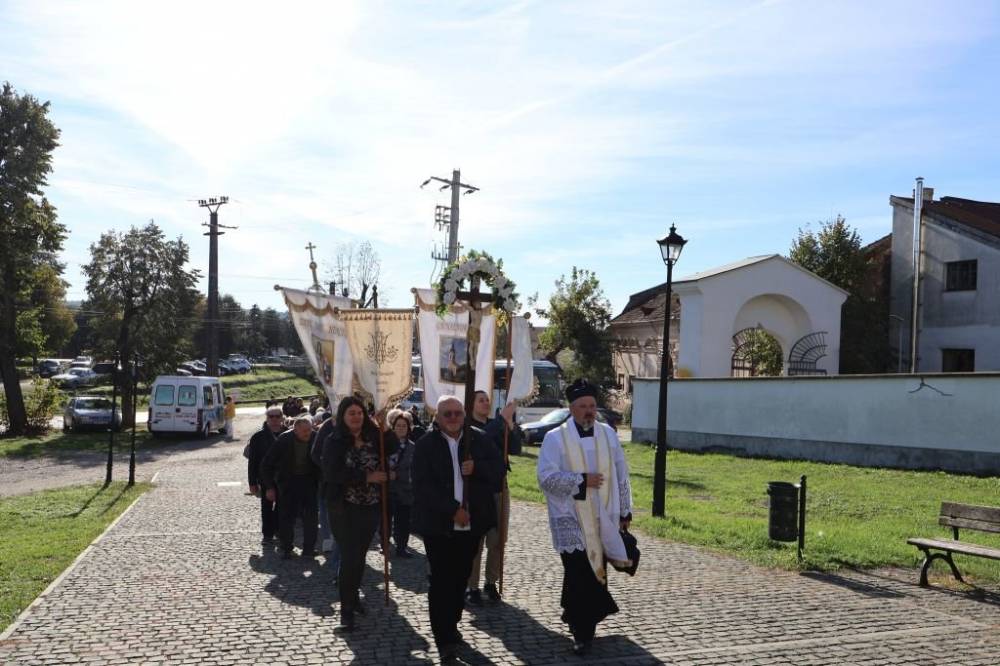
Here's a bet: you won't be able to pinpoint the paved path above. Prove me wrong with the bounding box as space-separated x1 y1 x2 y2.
1 433 998 664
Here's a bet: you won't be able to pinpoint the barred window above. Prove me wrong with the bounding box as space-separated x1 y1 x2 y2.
945 260 977 292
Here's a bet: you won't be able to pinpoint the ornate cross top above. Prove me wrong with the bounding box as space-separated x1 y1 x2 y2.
305 242 323 293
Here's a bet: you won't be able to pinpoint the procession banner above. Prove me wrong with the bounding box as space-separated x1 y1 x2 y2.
279 287 355 405
507 314 534 401
414 288 496 412
339 308 414 413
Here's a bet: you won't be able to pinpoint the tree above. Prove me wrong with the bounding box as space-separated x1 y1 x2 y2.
0 82 63 435
534 267 615 389
83 222 201 427
789 215 890 373
329 240 381 306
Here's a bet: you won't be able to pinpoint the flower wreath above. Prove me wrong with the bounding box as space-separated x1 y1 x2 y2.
435 249 520 321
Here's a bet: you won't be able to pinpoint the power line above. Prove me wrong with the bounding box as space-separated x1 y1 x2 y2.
421 169 478 278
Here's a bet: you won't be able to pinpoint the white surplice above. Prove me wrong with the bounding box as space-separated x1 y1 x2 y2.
537 419 633 578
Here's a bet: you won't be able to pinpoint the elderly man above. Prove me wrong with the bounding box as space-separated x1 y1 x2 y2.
413 395 503 665
247 405 286 545
260 415 321 559
466 390 522 606
537 378 633 656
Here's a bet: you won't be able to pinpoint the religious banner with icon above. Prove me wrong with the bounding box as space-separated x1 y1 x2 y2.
339 308 415 412
279 287 356 405
413 288 496 412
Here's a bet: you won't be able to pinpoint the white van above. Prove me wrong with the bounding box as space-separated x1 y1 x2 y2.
148 375 227 437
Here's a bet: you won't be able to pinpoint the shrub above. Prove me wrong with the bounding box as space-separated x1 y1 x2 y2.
23 378 64 433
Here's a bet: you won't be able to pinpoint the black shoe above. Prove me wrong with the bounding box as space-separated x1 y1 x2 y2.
571 640 591 656
281 550 296 560
354 598 366 616
300 548 317 558
395 547 414 558
484 582 501 603
334 612 355 633
465 589 483 606
440 655 470 665
449 629 464 645
261 536 275 545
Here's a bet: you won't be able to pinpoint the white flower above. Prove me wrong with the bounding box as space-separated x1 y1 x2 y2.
443 292 456 305
494 276 507 291
444 279 457 291
499 285 513 298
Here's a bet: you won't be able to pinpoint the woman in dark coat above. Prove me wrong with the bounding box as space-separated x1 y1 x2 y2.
388 409 416 558
320 396 399 632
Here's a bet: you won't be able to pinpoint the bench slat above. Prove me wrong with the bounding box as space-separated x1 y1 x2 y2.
939 515 1000 534
907 537 1000 560
940 502 1000 525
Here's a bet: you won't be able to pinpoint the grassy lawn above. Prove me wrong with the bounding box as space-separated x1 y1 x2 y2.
0 426 155 458
507 443 1000 585
220 369 319 403
0 482 150 632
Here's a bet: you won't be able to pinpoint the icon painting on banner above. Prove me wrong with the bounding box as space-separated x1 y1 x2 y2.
439 335 470 383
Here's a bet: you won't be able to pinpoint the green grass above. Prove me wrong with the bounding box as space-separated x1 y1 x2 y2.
0 426 155 459
220 369 319 403
0 482 150 632
508 443 1000 585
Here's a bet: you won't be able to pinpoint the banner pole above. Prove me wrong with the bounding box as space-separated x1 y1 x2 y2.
498 318 514 597
378 417 391 606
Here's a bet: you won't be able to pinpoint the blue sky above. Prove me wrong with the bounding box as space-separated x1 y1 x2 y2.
3 0 1000 319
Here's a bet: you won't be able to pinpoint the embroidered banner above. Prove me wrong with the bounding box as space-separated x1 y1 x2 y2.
279 287 356 405
339 308 415 412
414 288 496 412
507 314 534 402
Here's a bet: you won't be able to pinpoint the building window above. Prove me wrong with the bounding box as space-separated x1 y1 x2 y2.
941 348 975 373
617 373 625 389
945 260 977 291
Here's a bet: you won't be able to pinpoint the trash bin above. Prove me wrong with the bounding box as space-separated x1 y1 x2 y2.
767 481 799 542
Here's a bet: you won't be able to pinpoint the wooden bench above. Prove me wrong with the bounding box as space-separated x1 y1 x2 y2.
907 502 1000 587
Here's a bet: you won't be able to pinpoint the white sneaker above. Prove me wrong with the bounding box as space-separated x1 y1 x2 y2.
322 538 334 552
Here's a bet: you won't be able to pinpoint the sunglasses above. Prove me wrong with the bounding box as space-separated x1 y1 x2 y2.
439 410 464 418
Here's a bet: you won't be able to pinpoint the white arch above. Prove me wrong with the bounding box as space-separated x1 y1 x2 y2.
731 294 814 370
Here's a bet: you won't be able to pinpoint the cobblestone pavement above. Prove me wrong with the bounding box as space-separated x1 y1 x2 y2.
2 429 998 665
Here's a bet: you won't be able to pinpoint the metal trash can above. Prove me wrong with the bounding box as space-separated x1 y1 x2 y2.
767 481 800 542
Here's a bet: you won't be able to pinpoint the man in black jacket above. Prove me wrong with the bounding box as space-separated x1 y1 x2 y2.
247 406 286 545
260 415 321 559
412 395 502 665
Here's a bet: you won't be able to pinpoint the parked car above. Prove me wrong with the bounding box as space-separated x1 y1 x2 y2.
52 367 98 389
63 396 122 432
175 367 193 376
69 360 92 370
37 359 63 378
520 407 619 445
225 355 252 373
179 361 205 376
72 355 93 367
91 361 119 377
398 388 425 413
147 375 226 438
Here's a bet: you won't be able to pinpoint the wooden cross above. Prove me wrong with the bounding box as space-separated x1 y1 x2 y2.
453 278 495 509
305 242 318 263
305 242 323 292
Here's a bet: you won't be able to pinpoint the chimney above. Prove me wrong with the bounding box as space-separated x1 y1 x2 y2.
922 187 934 202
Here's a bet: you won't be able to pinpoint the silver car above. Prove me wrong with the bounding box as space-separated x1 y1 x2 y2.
63 396 122 432
52 367 98 388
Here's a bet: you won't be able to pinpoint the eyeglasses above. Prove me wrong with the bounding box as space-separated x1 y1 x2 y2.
267 414 283 419
439 410 464 418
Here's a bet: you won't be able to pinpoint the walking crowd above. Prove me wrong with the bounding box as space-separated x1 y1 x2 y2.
243 379 636 665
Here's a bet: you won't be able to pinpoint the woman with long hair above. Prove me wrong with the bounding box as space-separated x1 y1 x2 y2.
320 396 398 632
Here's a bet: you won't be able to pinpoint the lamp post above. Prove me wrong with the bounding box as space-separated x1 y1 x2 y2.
652 224 686 518
104 351 122 488
128 353 140 486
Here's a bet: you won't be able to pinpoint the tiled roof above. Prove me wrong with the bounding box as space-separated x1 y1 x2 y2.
894 196 1000 241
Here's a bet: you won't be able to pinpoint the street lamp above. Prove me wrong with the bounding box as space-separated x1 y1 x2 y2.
652 224 687 518
104 351 122 488
128 353 140 486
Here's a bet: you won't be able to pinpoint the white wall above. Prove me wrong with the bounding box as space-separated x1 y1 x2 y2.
632 374 1000 473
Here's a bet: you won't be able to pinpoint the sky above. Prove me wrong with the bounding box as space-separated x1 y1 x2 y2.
3 0 1000 319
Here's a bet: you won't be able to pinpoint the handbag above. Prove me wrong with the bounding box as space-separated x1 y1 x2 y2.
610 528 641 576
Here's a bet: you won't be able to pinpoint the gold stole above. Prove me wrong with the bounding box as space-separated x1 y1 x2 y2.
560 421 613 583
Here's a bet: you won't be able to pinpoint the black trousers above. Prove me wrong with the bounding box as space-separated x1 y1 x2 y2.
392 501 412 552
277 477 318 554
424 530 479 650
560 550 619 643
328 499 380 614
260 494 279 539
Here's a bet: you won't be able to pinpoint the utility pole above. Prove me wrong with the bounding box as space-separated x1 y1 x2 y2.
199 196 233 377
421 169 478 270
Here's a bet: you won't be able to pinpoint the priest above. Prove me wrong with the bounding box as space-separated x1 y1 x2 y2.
536 378 633 656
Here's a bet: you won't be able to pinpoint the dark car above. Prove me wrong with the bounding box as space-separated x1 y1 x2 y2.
521 407 621 445
37 359 63 378
91 361 118 377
